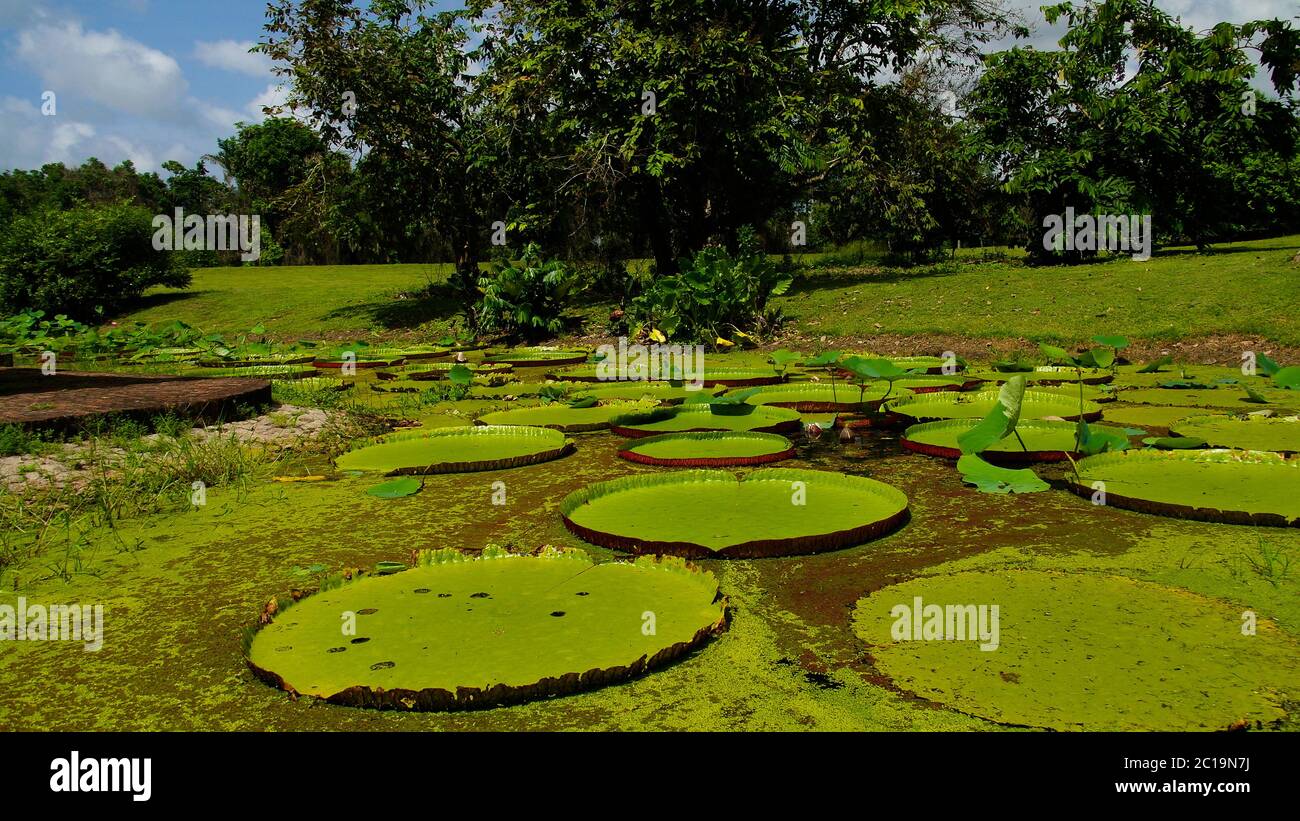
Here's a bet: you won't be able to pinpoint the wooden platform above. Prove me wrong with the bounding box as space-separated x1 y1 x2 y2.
0 368 272 428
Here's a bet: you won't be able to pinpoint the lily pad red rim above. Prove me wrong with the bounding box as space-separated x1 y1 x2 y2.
337 425 575 475
1064 449 1300 528
617 431 796 467
888 389 1104 424
560 469 910 559
313 358 405 369
901 419 1097 464
483 351 589 367
243 547 730 711
608 405 803 438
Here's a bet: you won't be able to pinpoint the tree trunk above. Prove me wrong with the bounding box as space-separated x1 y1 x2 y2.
640 177 677 275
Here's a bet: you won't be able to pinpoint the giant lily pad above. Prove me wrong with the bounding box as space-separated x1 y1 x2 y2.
893 375 982 393
482 349 589 367
618 432 796 467
1069 449 1300 526
246 546 727 711
403 362 513 380
738 382 914 412
852 570 1300 731
1094 404 1201 429
336 425 574 475
1116 386 1298 409
697 368 785 387
476 399 657 432
182 364 318 379
888 389 1102 423
1169 415 1300 454
561 381 722 404
608 404 802 438
903 419 1129 463
841 355 954 375
561 468 909 558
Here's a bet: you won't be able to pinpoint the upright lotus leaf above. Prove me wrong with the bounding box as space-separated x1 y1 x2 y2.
1136 355 1173 373
1274 366 1300 390
956 454 1049 494
447 364 473 386
1078 347 1115 369
1257 354 1281 377
1075 419 1130 456
956 375 1027 454
840 356 908 382
366 477 423 499
768 349 803 376
1038 343 1072 364
1244 385 1270 403
1092 334 1130 350
803 351 842 367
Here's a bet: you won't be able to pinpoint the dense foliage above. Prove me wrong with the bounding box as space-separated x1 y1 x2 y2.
0 205 187 319
0 0 1298 329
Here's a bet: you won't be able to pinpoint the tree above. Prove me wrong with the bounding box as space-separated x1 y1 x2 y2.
967 0 1300 257
471 0 1013 272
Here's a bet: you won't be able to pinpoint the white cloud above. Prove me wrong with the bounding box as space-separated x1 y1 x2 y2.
15 21 188 119
246 83 290 120
194 39 272 78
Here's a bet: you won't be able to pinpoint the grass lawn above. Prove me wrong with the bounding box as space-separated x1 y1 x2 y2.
124 262 459 340
782 235 1300 346
122 234 1300 348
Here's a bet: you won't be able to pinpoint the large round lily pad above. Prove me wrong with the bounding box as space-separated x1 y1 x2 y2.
1169 414 1300 454
698 368 785 387
403 362 512 380
739 382 914 412
561 381 722 404
476 399 657 432
888 389 1102 423
336 425 573 474
618 431 796 467
608 403 802 438
246 546 728 710
901 419 1128 463
852 570 1300 731
1116 386 1297 409
1095 403 1201 429
561 468 909 558
1069 449 1300 526
482 349 588 367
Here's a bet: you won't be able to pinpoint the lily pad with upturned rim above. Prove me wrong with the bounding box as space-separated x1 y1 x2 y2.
851 570 1300 731
475 399 658 432
482 349 589 367
1169 415 1300 454
560 468 909 558
1068 449 1300 526
335 425 574 475
608 403 802 438
902 419 1129 464
888 389 1103 423
618 431 796 467
245 546 728 711
736 382 914 413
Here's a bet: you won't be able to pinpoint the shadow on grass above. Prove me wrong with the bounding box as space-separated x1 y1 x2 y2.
322 281 468 330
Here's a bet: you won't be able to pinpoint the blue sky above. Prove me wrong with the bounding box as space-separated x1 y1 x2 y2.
1 0 1293 175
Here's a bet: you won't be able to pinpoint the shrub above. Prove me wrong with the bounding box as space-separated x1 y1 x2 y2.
476 243 586 341
0 204 189 320
629 235 792 343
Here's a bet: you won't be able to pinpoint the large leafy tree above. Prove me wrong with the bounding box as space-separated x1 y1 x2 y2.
260 0 508 291
473 0 1013 272
967 0 1300 256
